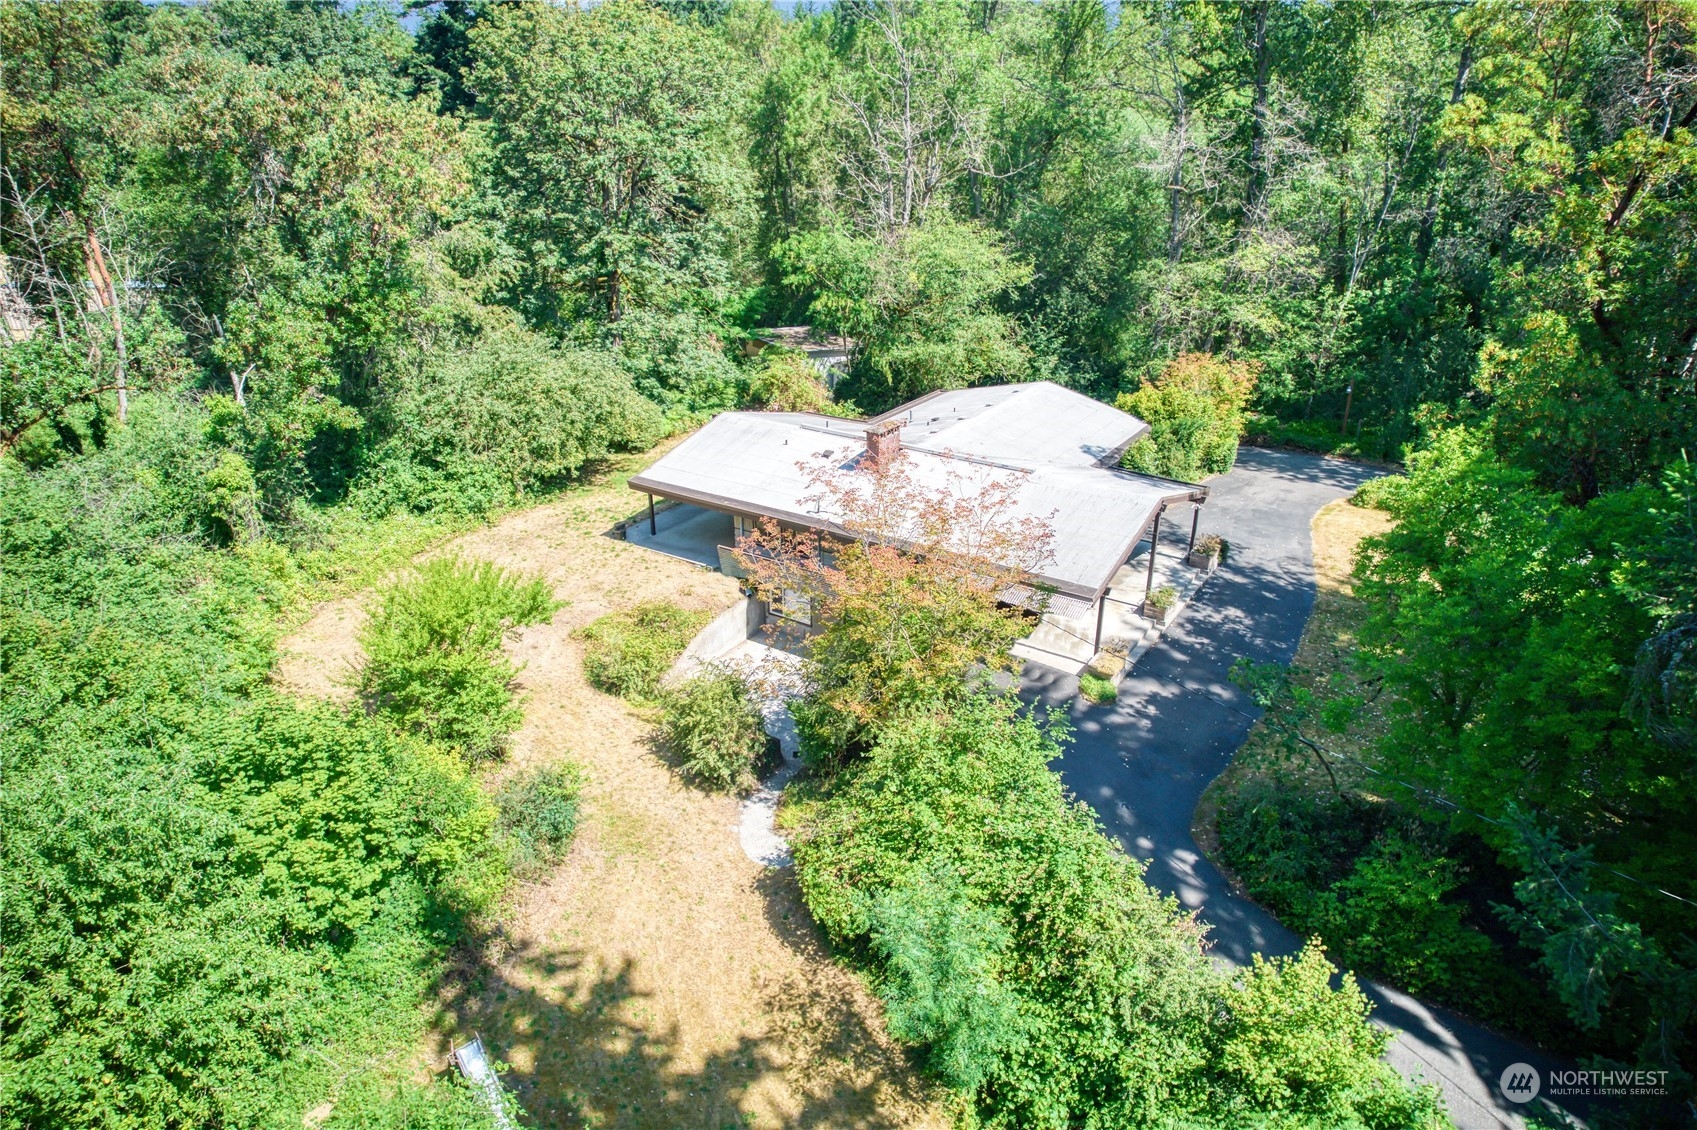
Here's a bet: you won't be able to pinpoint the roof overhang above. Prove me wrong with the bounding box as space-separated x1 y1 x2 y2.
629 468 1207 604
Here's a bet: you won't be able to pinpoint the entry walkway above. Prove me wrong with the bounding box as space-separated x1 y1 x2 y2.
1012 540 1215 676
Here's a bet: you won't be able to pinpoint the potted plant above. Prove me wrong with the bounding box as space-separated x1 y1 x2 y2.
1188 534 1225 571
1143 584 1179 626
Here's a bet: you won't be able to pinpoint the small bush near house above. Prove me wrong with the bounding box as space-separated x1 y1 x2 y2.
1119 353 1258 481
575 602 711 700
496 764 586 879
359 556 558 763
1079 671 1118 704
658 668 770 792
1146 584 1179 613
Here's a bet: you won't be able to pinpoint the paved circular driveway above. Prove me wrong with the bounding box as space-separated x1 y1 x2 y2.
1021 447 1584 1130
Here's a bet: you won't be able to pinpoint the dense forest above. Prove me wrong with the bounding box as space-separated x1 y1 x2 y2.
3 0 1695 1126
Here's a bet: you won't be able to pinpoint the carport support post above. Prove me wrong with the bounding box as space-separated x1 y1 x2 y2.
1188 503 1200 553
1144 506 1163 597
1094 594 1107 653
648 494 657 536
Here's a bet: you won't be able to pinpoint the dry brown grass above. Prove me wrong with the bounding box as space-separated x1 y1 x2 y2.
273 448 947 1130
1192 497 1393 860
1303 497 1394 672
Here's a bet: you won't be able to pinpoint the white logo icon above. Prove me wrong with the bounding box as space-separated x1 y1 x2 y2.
1499 1062 1541 1103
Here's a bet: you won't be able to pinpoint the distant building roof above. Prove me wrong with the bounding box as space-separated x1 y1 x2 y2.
754 325 854 353
630 382 1206 603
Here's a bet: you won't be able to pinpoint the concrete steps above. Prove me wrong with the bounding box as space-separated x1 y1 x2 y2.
1012 549 1218 681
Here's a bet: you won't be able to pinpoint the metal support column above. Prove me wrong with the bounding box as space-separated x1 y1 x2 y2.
1144 506 1164 597
648 494 657 536
1188 503 1200 553
1093 594 1108 653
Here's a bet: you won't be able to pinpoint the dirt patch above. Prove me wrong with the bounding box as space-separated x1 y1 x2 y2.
1192 497 1392 862
1309 498 1392 620
273 453 945 1129
273 595 367 702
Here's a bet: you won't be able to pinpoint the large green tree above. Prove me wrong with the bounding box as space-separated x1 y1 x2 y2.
778 217 1031 409
470 0 749 330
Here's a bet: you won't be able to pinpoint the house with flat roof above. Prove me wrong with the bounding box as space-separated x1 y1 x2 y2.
627 381 1208 662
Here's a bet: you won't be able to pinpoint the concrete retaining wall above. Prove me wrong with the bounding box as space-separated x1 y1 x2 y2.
661 595 763 687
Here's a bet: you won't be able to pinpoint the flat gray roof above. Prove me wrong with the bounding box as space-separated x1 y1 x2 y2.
872 382 1149 468
630 383 1205 601
755 325 854 352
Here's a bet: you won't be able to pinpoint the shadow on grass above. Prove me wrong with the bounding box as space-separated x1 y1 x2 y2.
434 865 927 1130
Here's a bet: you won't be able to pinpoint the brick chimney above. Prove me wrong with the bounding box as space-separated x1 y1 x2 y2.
865 419 902 466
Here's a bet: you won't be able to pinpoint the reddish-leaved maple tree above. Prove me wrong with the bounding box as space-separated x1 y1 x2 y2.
735 449 1054 758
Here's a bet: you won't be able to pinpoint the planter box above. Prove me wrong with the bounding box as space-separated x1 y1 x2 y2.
1142 601 1176 627
1086 651 1125 680
1188 548 1221 571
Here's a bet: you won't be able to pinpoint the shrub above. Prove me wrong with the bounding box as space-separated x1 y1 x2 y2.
746 351 853 416
1195 533 1226 558
790 695 1219 1126
1078 671 1118 704
1146 583 1179 613
203 450 263 543
497 764 585 879
322 1073 516 1129
866 862 1023 1092
0 444 505 1122
1213 943 1448 1128
657 667 770 792
1319 834 1495 999
358 556 558 762
575 602 710 700
787 694 1440 1127
1351 474 1407 510
1242 413 1406 463
1119 353 1258 481
615 307 747 417
357 329 666 515
1214 774 1543 1032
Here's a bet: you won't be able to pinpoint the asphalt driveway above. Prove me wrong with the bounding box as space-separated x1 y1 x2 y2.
1021 447 1584 1130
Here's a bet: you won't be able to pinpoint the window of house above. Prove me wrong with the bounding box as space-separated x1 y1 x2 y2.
770 587 812 626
